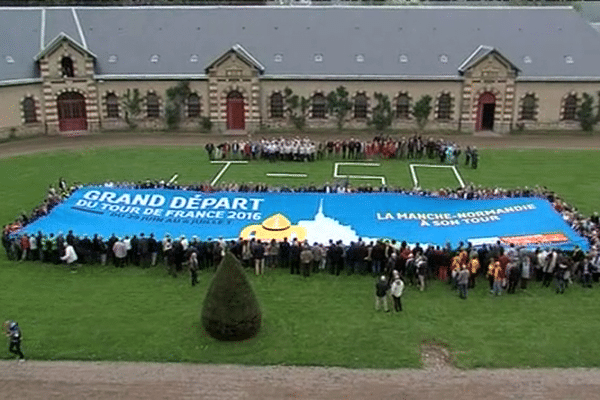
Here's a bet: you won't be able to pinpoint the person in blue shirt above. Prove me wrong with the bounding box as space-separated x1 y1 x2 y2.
3 320 25 361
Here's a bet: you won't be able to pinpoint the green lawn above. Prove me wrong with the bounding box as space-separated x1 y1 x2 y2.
1 145 600 368
2 147 600 225
1 262 600 368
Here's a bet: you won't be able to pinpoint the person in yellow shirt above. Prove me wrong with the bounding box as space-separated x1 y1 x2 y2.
487 259 496 291
492 259 504 296
468 255 480 289
451 255 461 289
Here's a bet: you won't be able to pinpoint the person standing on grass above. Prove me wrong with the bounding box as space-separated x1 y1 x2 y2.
252 239 266 276
3 320 24 361
555 256 571 294
390 271 405 312
506 262 520 294
457 266 470 299
520 249 531 290
543 249 558 287
188 251 199 287
375 275 390 312
299 242 314 277
112 238 127 269
582 255 593 288
468 253 480 289
497 248 510 290
19 234 30 261
491 259 504 296
60 242 78 272
289 239 301 275
415 252 427 292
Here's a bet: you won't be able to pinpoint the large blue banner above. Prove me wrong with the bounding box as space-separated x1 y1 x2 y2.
19 186 588 250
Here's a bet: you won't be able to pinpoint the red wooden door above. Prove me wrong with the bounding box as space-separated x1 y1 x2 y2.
58 92 88 132
227 91 245 130
476 92 495 131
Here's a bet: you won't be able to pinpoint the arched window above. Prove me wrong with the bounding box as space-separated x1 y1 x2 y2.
106 93 119 118
23 97 37 123
396 93 410 119
520 94 536 121
562 94 577 121
311 93 326 119
437 93 452 120
354 93 368 119
270 92 284 118
146 92 160 118
187 93 201 118
61 56 74 78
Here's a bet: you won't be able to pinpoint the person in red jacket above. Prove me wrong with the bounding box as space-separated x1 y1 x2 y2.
19 234 30 261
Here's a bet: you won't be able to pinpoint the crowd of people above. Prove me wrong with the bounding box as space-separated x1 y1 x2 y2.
205 135 479 168
2 223 598 301
3 172 600 300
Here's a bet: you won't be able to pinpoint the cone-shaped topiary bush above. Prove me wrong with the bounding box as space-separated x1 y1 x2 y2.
201 251 262 341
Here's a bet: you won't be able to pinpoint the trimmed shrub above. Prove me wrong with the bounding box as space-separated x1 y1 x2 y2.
201 252 262 341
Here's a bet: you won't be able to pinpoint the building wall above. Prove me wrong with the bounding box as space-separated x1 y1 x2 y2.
514 81 600 130
260 79 463 130
3 75 600 136
39 40 100 134
0 83 45 138
460 53 517 134
97 80 210 131
206 52 261 132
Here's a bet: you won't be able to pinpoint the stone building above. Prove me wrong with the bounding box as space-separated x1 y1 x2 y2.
1 5 600 137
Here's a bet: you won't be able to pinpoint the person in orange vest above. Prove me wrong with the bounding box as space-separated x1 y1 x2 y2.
450 255 461 289
459 250 468 267
19 234 30 261
492 259 504 296
468 254 480 289
487 258 496 291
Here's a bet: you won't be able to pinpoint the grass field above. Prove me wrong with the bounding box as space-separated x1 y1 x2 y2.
2 147 600 224
2 262 600 368
1 145 600 368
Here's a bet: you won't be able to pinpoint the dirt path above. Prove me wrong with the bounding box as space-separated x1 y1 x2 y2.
1 131 600 160
2 132 600 399
2 359 600 400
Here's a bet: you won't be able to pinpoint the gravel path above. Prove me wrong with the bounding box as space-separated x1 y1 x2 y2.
2 360 600 400
1 131 600 160
2 131 600 399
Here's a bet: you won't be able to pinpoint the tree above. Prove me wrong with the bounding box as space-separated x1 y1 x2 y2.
577 92 596 132
368 93 393 131
284 87 310 131
201 252 262 341
413 95 433 130
596 91 600 124
121 88 144 129
165 81 191 130
326 86 352 130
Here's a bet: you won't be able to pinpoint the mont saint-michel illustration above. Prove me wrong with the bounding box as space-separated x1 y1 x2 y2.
239 200 365 243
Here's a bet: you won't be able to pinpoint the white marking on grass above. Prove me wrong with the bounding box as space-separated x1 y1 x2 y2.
409 164 465 189
334 162 385 185
266 173 308 178
210 161 248 186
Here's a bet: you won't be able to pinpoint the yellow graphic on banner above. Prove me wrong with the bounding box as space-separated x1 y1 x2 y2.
239 213 307 241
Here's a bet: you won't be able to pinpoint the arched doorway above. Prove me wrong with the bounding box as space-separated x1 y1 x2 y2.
226 91 245 130
476 92 496 131
57 92 87 132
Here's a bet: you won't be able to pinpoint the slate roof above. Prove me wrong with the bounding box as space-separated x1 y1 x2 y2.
1 6 600 84
578 2 600 23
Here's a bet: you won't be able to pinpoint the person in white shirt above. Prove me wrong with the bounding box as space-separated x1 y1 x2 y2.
390 271 405 312
60 243 78 272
